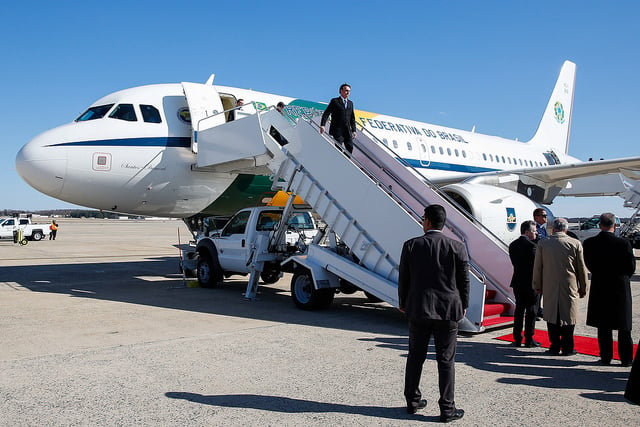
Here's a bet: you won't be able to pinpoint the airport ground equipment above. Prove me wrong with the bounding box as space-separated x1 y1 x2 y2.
185 100 515 332
181 205 318 298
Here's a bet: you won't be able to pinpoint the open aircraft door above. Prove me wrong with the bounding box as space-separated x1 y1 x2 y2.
182 77 225 153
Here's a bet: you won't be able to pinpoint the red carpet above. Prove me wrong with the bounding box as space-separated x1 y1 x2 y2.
495 329 638 360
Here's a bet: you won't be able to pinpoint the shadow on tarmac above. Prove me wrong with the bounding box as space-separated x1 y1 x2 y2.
0 257 407 336
165 392 441 422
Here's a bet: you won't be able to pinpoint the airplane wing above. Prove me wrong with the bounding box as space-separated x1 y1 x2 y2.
431 156 640 203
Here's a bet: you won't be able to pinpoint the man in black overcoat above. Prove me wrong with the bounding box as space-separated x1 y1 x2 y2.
398 204 469 422
320 83 356 153
583 213 636 366
508 220 541 347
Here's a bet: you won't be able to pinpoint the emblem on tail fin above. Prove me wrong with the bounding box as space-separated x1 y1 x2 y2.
554 102 565 124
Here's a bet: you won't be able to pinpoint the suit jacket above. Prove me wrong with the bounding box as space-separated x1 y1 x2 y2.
320 97 356 139
533 233 588 325
398 231 470 322
583 231 635 330
509 235 537 292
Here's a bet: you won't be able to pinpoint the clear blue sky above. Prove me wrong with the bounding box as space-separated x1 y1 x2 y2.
2 1 639 217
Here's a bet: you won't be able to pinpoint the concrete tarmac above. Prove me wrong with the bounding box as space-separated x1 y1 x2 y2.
1 219 638 426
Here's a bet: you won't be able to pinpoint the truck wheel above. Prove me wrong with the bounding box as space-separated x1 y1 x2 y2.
31 231 44 241
197 253 222 288
260 269 281 284
290 269 334 310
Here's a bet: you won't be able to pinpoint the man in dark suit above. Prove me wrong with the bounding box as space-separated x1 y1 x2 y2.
583 213 636 366
320 83 356 154
399 204 469 422
508 220 541 347
227 98 243 122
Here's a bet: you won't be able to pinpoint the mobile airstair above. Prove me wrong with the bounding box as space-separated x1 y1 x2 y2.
190 103 515 332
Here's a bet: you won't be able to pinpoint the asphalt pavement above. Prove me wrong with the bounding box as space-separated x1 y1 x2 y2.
0 218 638 426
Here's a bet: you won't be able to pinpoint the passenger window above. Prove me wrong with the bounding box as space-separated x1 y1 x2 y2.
454 149 459 157
431 146 436 154
439 147 444 155
382 138 388 146
392 140 398 149
221 211 251 236
75 104 115 122
447 148 451 156
407 142 412 151
109 104 137 122
483 153 487 161
140 104 162 123
421 144 426 152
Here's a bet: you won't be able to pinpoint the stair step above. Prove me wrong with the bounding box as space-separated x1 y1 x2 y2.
482 315 514 328
483 303 510 318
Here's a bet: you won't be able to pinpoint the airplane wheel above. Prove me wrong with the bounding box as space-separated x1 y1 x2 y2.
197 252 222 288
290 269 334 310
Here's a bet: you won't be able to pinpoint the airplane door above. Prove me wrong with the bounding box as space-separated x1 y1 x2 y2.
182 80 225 153
418 138 430 167
213 210 251 272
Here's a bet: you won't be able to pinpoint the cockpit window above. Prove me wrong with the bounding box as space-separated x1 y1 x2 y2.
75 104 114 122
140 104 162 123
109 104 137 122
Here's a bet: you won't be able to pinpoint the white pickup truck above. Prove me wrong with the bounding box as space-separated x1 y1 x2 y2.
184 206 318 288
0 217 51 241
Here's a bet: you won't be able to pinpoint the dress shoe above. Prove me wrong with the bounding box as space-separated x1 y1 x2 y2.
440 408 464 423
561 349 577 356
599 359 611 366
546 349 560 356
621 361 632 367
512 341 522 347
407 399 427 414
525 340 541 348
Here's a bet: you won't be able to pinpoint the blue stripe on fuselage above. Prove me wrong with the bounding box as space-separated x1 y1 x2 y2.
46 137 191 148
45 137 498 174
401 158 496 173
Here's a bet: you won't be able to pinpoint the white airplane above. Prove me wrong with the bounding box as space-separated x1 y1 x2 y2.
15 61 640 243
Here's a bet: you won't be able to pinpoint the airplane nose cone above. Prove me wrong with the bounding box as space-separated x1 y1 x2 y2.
16 131 67 197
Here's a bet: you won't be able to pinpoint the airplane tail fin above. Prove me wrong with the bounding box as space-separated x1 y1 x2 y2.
527 61 576 154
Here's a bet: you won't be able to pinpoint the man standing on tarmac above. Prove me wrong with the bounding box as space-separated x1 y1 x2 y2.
583 213 636 366
399 204 469 423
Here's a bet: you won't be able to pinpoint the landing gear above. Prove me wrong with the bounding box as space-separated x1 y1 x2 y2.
290 268 334 310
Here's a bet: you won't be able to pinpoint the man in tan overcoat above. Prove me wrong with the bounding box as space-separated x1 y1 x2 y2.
533 217 589 356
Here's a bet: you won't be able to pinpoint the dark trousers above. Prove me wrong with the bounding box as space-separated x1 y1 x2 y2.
405 319 458 415
598 328 633 364
547 322 575 354
332 133 354 154
513 289 536 344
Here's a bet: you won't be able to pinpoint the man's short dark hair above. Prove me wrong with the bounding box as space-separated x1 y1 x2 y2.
339 83 351 91
533 208 546 217
424 204 446 230
520 220 536 235
599 212 616 228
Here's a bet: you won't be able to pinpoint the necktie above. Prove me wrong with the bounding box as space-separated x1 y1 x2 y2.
344 99 347 109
